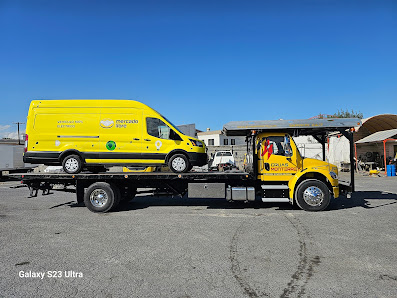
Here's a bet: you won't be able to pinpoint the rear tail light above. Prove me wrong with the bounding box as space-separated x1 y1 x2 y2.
24 134 28 153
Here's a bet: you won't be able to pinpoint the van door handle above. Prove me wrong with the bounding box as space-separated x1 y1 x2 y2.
133 138 140 141
144 139 151 141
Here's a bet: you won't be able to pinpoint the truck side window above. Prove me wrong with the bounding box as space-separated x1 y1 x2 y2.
146 117 172 139
271 136 285 156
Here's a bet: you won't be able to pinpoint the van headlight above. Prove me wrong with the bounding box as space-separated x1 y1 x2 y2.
329 171 338 179
190 139 203 147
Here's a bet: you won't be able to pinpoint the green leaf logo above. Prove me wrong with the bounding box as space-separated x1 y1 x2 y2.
106 141 116 151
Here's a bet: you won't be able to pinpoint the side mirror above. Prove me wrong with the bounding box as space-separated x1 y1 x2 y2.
284 135 293 158
170 130 182 141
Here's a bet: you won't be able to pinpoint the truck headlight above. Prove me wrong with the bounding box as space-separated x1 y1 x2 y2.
189 139 203 147
329 171 338 179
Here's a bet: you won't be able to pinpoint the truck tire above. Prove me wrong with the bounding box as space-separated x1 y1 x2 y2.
62 154 83 174
169 154 190 173
84 182 120 212
295 179 330 211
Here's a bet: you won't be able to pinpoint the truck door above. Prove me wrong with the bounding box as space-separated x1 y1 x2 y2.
99 108 142 163
257 134 299 181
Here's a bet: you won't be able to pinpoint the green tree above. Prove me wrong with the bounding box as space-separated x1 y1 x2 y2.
333 109 363 119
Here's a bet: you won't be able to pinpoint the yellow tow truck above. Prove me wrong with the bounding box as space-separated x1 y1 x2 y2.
15 118 361 213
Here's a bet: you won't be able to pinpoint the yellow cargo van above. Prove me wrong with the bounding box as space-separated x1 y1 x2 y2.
23 100 207 174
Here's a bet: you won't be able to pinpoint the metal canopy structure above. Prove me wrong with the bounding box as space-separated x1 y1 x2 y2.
355 128 397 144
222 118 362 136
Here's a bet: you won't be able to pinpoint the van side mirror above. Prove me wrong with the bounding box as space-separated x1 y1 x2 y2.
170 130 182 141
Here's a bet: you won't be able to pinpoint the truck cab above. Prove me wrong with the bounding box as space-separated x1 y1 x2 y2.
256 132 339 210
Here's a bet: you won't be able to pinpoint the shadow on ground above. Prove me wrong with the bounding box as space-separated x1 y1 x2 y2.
48 190 397 213
330 191 397 210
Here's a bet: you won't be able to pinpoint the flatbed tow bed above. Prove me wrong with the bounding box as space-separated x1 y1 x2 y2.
10 171 257 212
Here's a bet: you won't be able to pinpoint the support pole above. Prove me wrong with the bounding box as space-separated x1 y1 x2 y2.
252 132 258 178
13 122 25 145
382 138 397 174
384 140 387 175
341 130 355 192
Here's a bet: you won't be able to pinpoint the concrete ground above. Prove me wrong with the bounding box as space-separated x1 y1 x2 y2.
0 174 397 298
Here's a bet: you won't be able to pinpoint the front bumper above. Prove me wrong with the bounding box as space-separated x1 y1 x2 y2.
187 152 208 166
339 180 353 194
333 186 340 199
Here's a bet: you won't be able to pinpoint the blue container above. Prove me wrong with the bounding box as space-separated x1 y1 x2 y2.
387 165 396 176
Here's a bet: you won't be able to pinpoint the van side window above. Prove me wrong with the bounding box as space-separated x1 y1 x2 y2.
146 117 172 139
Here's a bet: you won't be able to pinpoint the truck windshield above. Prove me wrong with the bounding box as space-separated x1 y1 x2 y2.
161 114 184 134
291 137 303 159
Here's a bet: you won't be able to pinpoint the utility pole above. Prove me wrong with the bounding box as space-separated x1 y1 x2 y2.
13 122 25 145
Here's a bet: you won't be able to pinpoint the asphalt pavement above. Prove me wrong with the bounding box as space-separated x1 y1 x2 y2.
0 174 397 297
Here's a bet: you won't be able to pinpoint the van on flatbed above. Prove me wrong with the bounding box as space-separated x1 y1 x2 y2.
23 100 207 174
13 118 361 213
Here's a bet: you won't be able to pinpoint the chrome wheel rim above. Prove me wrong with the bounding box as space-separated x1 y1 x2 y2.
172 157 186 172
65 157 79 173
303 186 324 206
90 189 108 207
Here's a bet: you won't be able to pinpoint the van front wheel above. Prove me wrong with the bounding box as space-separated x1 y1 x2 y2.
169 154 190 173
62 154 83 174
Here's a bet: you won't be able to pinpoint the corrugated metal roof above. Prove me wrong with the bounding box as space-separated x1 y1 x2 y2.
355 128 397 143
360 114 397 134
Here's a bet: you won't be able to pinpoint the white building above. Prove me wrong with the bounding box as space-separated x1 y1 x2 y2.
197 130 245 146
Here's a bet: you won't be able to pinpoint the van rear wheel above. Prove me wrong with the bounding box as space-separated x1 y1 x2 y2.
62 154 83 174
169 154 190 173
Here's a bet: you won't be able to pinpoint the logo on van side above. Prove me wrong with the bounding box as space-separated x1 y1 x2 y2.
100 119 114 128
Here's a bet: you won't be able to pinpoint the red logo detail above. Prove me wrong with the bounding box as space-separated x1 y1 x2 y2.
261 139 273 160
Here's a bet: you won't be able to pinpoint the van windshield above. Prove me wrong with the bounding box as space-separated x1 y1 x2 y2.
161 114 184 134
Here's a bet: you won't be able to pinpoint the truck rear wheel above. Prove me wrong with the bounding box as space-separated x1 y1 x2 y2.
62 154 83 174
169 154 190 173
84 182 120 212
295 179 330 211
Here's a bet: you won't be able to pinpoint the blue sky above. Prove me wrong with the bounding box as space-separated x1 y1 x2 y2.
0 0 396 138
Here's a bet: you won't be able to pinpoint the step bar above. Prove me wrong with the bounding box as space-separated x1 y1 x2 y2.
261 185 289 190
261 184 290 203
261 198 290 203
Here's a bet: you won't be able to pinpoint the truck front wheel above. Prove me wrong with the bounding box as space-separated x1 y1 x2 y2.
295 179 331 211
84 182 120 212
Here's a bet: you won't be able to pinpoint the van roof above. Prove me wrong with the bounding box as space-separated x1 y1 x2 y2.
30 99 153 110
